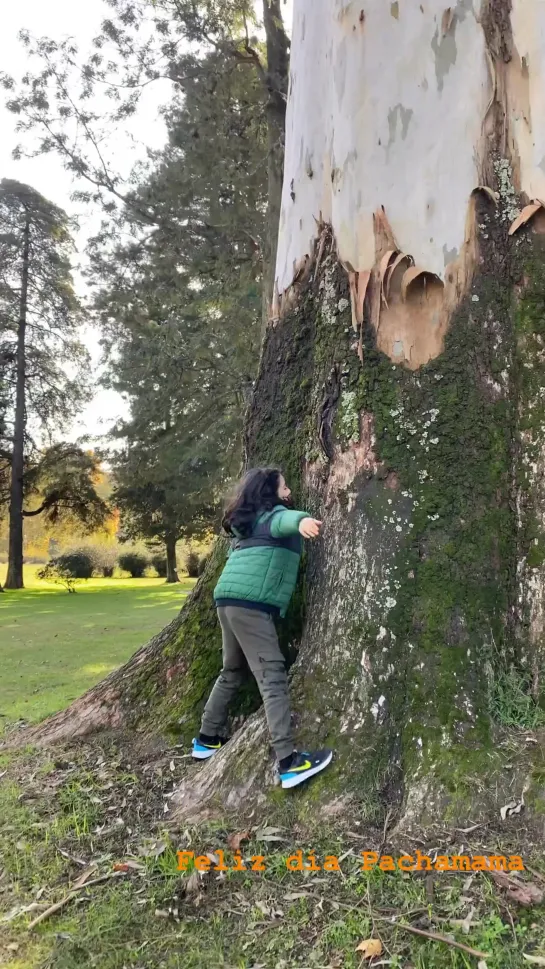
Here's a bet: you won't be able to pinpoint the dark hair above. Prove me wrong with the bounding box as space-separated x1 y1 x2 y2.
222 467 287 538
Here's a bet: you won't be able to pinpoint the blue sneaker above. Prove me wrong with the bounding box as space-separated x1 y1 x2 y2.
192 737 225 760
279 749 333 789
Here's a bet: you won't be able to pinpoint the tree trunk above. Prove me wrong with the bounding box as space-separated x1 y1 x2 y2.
165 532 179 584
261 0 290 335
5 214 31 591
11 0 545 837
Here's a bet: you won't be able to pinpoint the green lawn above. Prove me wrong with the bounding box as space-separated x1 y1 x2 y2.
0 566 195 724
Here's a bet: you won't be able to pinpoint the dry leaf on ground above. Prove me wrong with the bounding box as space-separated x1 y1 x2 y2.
355 938 383 958
227 831 251 851
489 871 544 907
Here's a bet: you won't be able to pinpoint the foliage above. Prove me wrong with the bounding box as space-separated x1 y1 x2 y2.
22 445 111 532
92 47 266 551
0 179 102 587
0 179 89 440
37 551 94 592
185 549 201 578
0 2 281 221
0 2 289 559
118 551 149 578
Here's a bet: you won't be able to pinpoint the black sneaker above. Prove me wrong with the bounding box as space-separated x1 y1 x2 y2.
279 749 333 789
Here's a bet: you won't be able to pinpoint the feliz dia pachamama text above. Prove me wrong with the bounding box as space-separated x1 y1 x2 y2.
177 850 525 874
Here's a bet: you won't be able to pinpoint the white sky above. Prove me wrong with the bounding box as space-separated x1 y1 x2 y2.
0 0 293 447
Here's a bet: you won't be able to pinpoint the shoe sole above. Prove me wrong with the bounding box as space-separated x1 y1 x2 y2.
281 751 333 789
192 748 219 760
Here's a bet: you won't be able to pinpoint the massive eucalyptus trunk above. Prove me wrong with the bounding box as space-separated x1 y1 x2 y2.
12 0 545 835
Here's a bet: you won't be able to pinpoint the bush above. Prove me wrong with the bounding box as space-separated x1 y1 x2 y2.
197 553 210 576
57 550 94 579
185 550 200 578
150 553 168 578
118 551 149 578
95 546 118 578
37 552 93 592
68 545 118 578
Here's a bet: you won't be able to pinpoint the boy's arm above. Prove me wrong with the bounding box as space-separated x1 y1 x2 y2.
270 509 309 538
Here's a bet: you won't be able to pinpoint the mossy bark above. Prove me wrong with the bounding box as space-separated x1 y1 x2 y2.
170 200 545 830
12 196 545 837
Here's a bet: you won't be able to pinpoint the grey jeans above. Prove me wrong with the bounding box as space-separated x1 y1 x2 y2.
200 606 294 760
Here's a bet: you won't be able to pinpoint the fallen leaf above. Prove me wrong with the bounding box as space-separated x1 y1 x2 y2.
154 908 170 918
7 943 19 952
500 798 524 821
137 840 166 858
227 831 251 851
206 852 220 866
185 870 201 896
356 938 383 958
113 863 131 872
119 860 144 871
489 871 544 906
523 955 545 966
284 892 309 901
509 202 544 236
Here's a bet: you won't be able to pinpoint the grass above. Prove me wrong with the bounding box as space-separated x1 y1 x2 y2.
2 567 545 967
0 565 195 723
1 739 545 968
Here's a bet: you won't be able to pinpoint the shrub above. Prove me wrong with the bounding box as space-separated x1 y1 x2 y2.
57 550 94 579
118 551 149 578
95 546 118 578
185 550 200 578
151 553 168 578
37 552 93 592
68 545 117 578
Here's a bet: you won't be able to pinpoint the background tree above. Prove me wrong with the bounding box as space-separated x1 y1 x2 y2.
89 49 266 573
0 180 105 588
0 0 289 323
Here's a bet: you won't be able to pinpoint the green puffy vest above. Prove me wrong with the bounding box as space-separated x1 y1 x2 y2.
213 505 308 618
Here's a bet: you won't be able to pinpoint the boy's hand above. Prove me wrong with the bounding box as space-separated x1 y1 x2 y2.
299 517 323 539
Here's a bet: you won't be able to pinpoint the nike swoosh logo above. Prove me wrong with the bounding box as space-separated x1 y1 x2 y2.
199 743 221 749
289 760 312 773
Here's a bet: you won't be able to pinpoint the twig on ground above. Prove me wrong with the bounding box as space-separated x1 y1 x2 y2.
391 921 490 958
526 865 545 885
27 871 127 930
57 847 88 866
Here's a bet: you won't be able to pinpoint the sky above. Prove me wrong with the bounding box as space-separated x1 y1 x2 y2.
0 0 172 445
0 0 293 446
